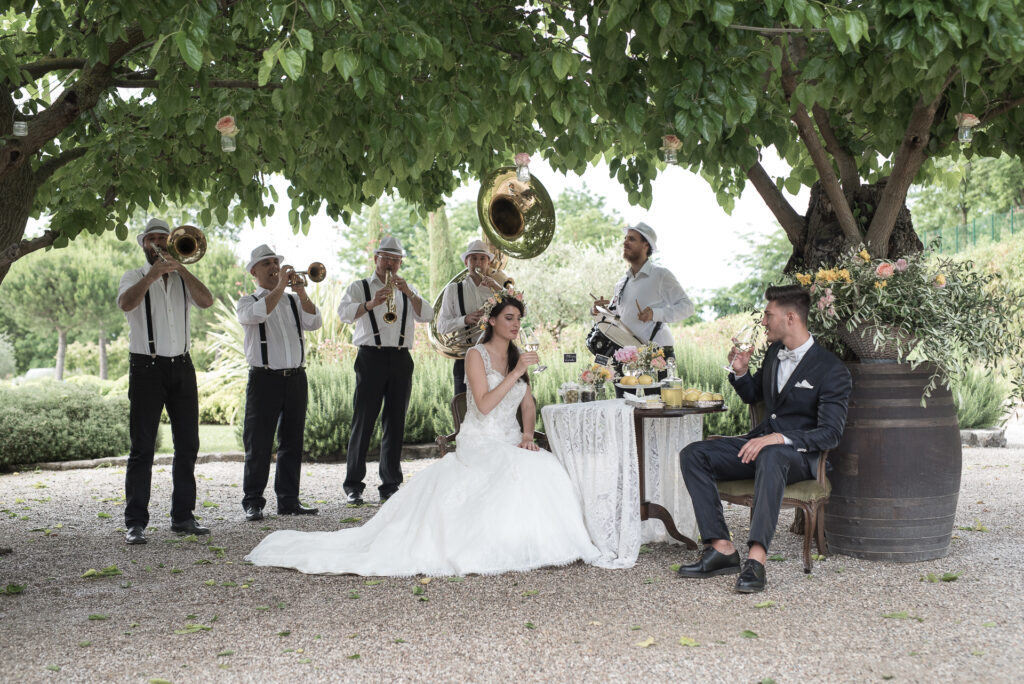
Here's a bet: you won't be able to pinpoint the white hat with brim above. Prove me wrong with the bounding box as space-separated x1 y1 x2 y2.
246 244 286 273
136 218 170 247
460 239 492 263
374 235 406 257
623 222 657 253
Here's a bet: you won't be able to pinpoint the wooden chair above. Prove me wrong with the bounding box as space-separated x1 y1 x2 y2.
712 402 831 573
435 392 548 456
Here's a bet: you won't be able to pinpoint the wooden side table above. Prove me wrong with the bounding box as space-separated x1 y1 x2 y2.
633 405 727 549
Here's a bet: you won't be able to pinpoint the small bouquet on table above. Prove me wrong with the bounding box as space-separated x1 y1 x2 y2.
579 364 613 401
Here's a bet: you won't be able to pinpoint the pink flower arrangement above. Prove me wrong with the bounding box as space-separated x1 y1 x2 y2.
514 153 530 166
651 356 667 370
875 262 895 279
661 134 682 151
614 346 639 364
215 116 239 136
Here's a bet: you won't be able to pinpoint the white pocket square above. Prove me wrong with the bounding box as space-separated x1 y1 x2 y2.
794 379 814 389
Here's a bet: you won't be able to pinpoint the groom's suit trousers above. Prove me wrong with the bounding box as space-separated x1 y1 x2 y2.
346 346 414 498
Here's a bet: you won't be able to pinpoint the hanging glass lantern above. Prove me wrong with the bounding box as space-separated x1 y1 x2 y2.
660 134 682 164
955 113 980 149
12 121 28 137
514 152 531 182
215 115 239 153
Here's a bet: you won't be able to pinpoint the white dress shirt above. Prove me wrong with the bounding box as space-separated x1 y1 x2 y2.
337 273 434 348
237 289 323 369
776 334 815 392
118 264 195 357
609 260 694 346
437 277 492 345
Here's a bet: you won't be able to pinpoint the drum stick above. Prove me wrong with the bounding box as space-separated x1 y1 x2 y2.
635 300 644 314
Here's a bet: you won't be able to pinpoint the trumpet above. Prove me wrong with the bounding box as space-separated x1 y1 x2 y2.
156 225 207 265
288 262 327 288
382 271 398 324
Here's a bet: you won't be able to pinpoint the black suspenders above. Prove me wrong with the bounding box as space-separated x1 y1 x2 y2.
361 278 410 348
457 281 466 316
612 273 662 343
143 275 189 357
252 293 304 368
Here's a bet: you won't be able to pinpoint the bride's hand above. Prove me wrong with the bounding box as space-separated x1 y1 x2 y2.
518 437 539 451
513 351 539 377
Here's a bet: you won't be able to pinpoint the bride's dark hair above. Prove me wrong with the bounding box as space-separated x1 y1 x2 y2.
480 296 527 383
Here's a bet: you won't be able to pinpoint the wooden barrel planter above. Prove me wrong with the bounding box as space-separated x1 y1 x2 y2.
825 363 962 562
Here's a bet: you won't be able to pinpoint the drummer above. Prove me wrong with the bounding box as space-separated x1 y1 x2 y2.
591 223 694 394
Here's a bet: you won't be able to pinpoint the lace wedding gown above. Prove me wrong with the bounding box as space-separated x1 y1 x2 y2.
246 344 600 576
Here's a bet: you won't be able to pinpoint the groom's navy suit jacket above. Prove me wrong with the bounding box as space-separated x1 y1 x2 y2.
729 341 853 457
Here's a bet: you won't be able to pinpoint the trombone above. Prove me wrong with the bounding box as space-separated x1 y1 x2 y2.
288 262 327 288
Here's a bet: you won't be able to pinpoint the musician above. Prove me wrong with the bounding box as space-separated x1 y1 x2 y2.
437 239 502 395
236 245 323 522
337 237 433 505
117 218 214 545
592 223 693 392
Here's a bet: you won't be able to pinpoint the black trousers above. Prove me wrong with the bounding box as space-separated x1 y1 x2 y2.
680 436 812 552
345 347 413 499
452 358 466 397
613 345 674 398
124 353 200 528
242 368 308 511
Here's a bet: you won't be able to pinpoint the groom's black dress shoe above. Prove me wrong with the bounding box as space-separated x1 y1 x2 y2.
676 546 741 578
734 559 767 593
244 506 264 522
170 519 210 536
278 504 318 515
125 526 147 545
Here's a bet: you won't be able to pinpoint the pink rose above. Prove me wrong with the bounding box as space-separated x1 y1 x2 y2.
661 134 682 150
651 356 667 370
895 258 908 272
817 298 826 311
875 262 895 279
515 152 531 166
215 116 238 136
827 305 836 317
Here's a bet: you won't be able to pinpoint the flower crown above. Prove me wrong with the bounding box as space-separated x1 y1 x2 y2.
478 288 526 329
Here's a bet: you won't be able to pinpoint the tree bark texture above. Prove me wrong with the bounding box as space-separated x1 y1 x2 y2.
99 331 108 380
56 328 67 381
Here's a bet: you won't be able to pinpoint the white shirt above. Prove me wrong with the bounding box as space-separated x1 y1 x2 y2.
338 273 434 348
608 260 694 346
118 264 195 357
437 277 493 345
237 289 323 369
776 334 815 392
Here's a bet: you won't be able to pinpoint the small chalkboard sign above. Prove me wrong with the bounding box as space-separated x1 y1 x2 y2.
594 354 611 366
563 353 577 363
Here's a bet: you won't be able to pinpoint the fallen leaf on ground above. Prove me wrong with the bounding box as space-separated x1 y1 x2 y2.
741 630 759 638
679 636 699 647
635 637 655 648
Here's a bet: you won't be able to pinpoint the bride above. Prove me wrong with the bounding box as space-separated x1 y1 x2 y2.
246 293 600 576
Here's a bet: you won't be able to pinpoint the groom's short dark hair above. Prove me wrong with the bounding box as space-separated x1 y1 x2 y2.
765 285 810 324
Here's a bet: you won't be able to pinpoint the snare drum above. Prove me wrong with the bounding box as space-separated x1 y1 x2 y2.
585 313 644 357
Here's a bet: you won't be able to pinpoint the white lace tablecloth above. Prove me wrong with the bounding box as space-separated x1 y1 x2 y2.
541 399 703 569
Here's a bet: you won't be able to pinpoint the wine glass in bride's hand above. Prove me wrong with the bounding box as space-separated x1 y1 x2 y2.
722 324 760 373
520 329 546 373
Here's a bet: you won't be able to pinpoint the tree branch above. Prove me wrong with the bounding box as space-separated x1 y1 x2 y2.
780 45 861 243
746 161 806 245
33 147 89 186
0 230 59 271
18 57 87 80
979 95 1024 126
110 78 281 89
812 104 859 194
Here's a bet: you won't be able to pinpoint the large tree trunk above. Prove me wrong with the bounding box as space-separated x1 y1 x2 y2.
0 166 37 286
99 330 108 380
792 181 923 272
55 328 67 381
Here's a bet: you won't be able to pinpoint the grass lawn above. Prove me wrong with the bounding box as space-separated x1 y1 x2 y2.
156 424 240 454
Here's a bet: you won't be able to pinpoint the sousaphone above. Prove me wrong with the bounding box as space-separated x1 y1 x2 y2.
428 166 556 359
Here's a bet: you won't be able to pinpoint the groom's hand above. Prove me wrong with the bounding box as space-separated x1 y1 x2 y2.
737 433 785 463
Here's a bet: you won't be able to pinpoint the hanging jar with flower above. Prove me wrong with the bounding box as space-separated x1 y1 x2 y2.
216 116 240 152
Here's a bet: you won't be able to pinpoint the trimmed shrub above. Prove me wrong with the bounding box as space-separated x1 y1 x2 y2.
952 365 1011 429
199 385 245 425
0 381 133 466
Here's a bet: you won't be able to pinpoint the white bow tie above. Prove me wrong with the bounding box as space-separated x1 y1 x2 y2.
777 349 800 363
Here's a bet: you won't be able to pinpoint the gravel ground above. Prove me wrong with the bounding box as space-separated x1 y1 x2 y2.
1 433 1022 683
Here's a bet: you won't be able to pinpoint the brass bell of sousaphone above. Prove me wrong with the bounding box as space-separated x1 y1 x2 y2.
157 225 207 264
427 166 556 360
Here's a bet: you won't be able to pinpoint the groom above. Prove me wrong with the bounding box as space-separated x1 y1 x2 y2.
677 285 852 592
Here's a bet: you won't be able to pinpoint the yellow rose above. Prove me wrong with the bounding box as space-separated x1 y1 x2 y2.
796 273 812 286
934 274 947 287
858 249 871 262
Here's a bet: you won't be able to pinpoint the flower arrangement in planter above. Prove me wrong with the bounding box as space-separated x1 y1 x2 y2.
790 246 1023 398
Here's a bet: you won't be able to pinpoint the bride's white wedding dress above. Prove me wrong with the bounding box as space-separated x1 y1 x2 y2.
246 344 600 576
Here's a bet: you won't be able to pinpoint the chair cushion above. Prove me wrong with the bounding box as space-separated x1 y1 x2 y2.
718 477 831 502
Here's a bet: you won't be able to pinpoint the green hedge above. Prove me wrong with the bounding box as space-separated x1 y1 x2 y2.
952 365 1011 429
0 381 139 467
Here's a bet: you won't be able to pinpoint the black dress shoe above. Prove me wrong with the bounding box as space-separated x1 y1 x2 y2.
345 492 364 505
676 546 741 578
125 526 147 545
278 504 318 515
244 506 264 522
734 559 767 593
170 519 210 536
